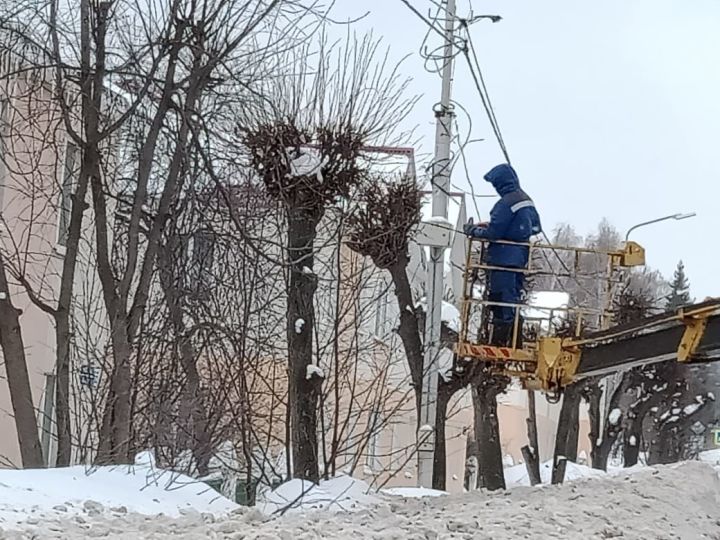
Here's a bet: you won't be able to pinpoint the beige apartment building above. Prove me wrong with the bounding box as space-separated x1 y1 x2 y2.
0 51 72 467
0 43 109 468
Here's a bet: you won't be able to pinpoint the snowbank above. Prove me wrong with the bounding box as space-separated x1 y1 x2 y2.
504 459 607 487
699 448 720 466
382 487 447 498
256 475 378 515
8 461 720 539
0 462 238 527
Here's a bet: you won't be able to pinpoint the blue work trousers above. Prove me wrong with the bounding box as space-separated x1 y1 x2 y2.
488 270 524 326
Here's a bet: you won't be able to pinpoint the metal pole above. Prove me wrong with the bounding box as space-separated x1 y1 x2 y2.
417 0 456 489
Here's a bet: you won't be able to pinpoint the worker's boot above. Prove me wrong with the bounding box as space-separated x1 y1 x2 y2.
514 316 524 348
491 319 525 348
490 323 511 347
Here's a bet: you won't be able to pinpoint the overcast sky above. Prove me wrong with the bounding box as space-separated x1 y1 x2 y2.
333 0 720 300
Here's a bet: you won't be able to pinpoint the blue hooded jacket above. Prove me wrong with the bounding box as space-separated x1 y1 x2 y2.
470 164 542 268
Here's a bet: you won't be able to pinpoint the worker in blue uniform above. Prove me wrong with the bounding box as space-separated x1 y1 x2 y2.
464 163 542 346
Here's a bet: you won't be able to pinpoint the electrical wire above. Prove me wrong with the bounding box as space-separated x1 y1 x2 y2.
394 3 513 229
398 2 512 209
459 20 511 164
464 24 505 150
398 0 453 46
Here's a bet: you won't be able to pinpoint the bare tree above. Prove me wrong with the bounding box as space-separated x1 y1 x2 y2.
239 34 414 481
347 176 425 411
347 173 484 490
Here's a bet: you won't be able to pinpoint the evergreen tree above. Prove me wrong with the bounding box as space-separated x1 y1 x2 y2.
665 260 692 310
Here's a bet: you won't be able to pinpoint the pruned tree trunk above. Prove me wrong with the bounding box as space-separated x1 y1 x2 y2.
0 256 44 468
432 391 449 490
551 382 582 484
472 372 507 491
623 390 664 467
432 381 456 490
388 253 470 490
594 376 632 471
287 206 322 482
649 427 680 465
522 389 541 485
387 256 423 416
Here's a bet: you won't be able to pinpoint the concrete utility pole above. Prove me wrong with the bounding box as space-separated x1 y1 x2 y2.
417 0 457 488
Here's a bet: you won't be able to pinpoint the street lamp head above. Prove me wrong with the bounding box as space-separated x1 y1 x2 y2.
625 211 697 242
468 14 503 24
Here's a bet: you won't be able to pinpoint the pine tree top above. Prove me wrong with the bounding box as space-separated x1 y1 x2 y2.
666 260 692 310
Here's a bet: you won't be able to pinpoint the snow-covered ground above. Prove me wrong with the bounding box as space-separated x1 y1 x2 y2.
0 455 238 533
2 461 720 538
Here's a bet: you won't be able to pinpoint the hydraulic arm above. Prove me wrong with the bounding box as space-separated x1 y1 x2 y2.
531 300 720 392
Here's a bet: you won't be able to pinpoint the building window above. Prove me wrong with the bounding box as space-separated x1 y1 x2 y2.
57 141 79 247
187 229 215 293
78 364 99 387
365 409 383 472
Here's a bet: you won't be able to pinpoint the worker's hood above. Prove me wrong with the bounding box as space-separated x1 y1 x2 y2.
484 163 519 196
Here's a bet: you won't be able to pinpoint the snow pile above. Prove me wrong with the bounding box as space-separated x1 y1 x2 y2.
8 461 720 538
256 475 378 515
441 301 460 333
699 448 720 466
608 407 622 425
0 459 237 528
382 487 446 498
294 318 305 334
504 459 607 487
683 402 702 415
415 298 461 333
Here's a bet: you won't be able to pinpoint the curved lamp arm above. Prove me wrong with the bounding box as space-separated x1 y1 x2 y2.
625 213 696 242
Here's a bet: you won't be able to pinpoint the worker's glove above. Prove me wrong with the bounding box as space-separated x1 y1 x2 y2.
463 218 475 236
463 218 478 237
